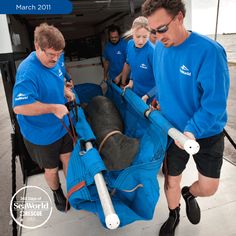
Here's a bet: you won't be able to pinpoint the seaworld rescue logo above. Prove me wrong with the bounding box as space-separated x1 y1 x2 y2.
180 65 191 76
15 93 28 101
10 186 52 229
140 63 148 69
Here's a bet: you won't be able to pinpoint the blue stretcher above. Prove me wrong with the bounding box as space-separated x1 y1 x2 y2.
66 82 199 229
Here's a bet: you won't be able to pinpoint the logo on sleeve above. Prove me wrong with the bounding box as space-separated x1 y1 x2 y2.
15 93 28 101
58 69 63 77
180 65 191 76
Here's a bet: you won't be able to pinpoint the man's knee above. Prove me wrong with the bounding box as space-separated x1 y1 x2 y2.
60 152 71 164
198 181 219 196
45 167 59 175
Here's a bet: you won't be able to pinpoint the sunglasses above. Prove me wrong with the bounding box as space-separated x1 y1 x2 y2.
150 15 176 34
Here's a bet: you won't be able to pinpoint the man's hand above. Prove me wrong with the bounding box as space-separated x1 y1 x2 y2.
142 94 149 103
52 104 69 119
66 80 74 89
150 99 160 110
174 131 195 150
123 80 133 91
120 83 126 89
64 87 75 102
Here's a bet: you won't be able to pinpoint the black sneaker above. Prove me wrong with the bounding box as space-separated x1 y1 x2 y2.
52 185 70 212
181 186 200 224
159 206 180 236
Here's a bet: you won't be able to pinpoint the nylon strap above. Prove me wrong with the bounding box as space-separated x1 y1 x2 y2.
98 130 122 153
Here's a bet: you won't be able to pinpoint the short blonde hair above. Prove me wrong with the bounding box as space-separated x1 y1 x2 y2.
131 16 150 33
34 23 65 50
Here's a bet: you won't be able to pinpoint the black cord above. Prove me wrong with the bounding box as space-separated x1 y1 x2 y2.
224 128 236 150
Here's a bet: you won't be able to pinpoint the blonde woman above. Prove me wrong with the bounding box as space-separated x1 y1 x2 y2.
121 16 156 104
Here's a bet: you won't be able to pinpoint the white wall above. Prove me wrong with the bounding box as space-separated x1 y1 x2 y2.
0 15 13 54
66 57 103 85
184 0 192 31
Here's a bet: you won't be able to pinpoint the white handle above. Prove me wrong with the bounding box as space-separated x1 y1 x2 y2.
85 142 120 229
168 128 200 155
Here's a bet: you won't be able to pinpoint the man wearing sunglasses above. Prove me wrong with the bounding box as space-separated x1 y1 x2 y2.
142 1 229 236
13 23 74 212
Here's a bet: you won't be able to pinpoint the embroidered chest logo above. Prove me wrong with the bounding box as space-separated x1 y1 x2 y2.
140 63 148 69
180 65 191 76
116 50 122 55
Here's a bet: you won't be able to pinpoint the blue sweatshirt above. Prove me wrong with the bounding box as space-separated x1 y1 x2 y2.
153 32 230 139
103 38 127 81
12 52 69 145
127 39 156 97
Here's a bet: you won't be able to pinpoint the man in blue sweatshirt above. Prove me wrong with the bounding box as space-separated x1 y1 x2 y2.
142 1 230 236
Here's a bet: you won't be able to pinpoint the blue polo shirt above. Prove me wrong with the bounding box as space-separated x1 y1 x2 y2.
13 52 69 145
58 53 71 82
126 39 156 97
103 38 127 81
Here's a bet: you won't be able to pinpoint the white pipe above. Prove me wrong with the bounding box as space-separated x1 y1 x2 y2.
85 142 120 229
168 128 200 155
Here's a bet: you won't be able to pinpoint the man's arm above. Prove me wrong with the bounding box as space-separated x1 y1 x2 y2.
184 46 229 138
121 63 130 88
103 59 109 81
14 102 69 119
113 71 123 85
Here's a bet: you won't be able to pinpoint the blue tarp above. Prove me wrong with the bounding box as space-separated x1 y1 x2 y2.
74 83 103 104
66 82 169 228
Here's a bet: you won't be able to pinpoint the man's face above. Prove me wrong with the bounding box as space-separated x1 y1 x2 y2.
35 44 63 68
148 8 182 48
109 31 120 44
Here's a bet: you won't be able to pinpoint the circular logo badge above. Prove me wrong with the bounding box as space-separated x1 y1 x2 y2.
10 185 53 229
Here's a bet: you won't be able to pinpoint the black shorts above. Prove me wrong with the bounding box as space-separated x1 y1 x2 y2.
166 132 224 178
24 133 73 169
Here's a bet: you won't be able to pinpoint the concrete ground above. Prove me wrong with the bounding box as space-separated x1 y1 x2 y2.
0 64 236 236
21 156 236 236
224 64 236 164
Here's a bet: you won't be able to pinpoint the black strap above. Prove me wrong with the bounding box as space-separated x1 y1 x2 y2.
224 128 236 150
59 113 77 145
11 133 18 236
